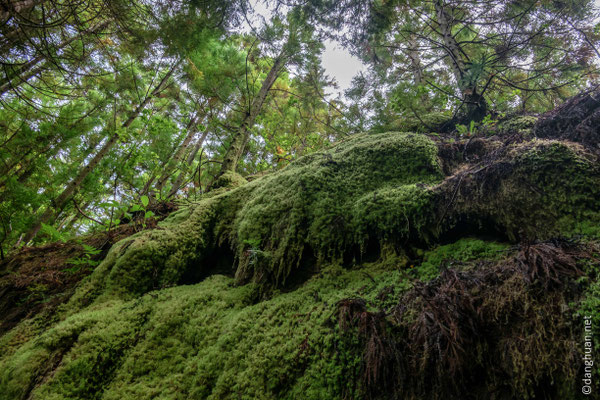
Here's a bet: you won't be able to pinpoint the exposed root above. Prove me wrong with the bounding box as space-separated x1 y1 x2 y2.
339 240 596 399
337 298 403 396
534 86 600 152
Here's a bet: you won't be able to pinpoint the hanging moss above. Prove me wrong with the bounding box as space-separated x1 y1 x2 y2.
63 132 443 303
436 139 600 241
0 262 414 400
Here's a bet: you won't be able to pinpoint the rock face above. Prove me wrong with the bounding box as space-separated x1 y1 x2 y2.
1 102 599 399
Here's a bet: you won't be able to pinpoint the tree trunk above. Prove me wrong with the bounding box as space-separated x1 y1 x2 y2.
435 1 465 87
153 113 202 195
21 66 175 244
435 0 486 123
168 129 209 198
216 53 285 179
407 36 424 85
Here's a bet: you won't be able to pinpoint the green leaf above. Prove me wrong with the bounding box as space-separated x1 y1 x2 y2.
41 223 67 243
144 211 155 219
141 195 150 208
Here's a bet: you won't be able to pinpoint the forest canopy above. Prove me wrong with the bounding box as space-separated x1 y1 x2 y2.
0 0 599 256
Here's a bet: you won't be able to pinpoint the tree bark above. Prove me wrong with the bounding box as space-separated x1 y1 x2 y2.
216 52 286 179
435 0 486 122
168 129 209 198
153 113 202 195
21 66 175 244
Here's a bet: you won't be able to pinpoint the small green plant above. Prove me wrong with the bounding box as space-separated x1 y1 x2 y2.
455 120 476 137
65 241 102 273
242 238 270 267
40 223 69 243
129 195 155 228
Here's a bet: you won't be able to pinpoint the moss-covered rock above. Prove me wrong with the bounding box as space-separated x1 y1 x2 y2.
2 111 600 400
67 132 443 303
0 262 413 400
388 112 452 133
54 132 600 309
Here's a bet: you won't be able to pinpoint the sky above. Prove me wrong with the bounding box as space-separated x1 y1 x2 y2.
245 0 366 97
321 40 366 96
247 0 600 97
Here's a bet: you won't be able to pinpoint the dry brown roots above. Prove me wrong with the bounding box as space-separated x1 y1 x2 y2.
338 239 597 400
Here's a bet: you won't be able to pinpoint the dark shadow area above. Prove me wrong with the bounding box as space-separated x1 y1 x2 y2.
281 245 318 292
178 243 236 285
437 215 512 246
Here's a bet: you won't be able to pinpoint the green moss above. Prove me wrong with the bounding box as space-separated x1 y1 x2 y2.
0 263 410 400
389 112 452 133
54 134 600 309
442 140 600 241
415 238 509 281
64 132 442 303
211 171 248 190
2 121 600 400
496 115 538 135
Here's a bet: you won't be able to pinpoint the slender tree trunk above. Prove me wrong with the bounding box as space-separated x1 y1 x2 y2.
216 53 286 178
168 129 209 198
407 36 424 85
435 0 486 122
21 66 175 244
153 113 202 195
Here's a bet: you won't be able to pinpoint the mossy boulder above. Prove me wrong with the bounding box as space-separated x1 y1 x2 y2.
61 131 600 307
69 132 443 303
1 110 600 400
389 112 452 133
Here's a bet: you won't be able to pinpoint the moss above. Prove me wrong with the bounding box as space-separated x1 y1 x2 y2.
438 140 600 241
389 112 452 133
3 113 600 400
62 132 442 303
0 263 411 400
495 115 538 135
415 238 509 281
50 134 600 310
211 171 248 190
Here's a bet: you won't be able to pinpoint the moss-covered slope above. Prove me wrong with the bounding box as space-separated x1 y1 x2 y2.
1 116 600 400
